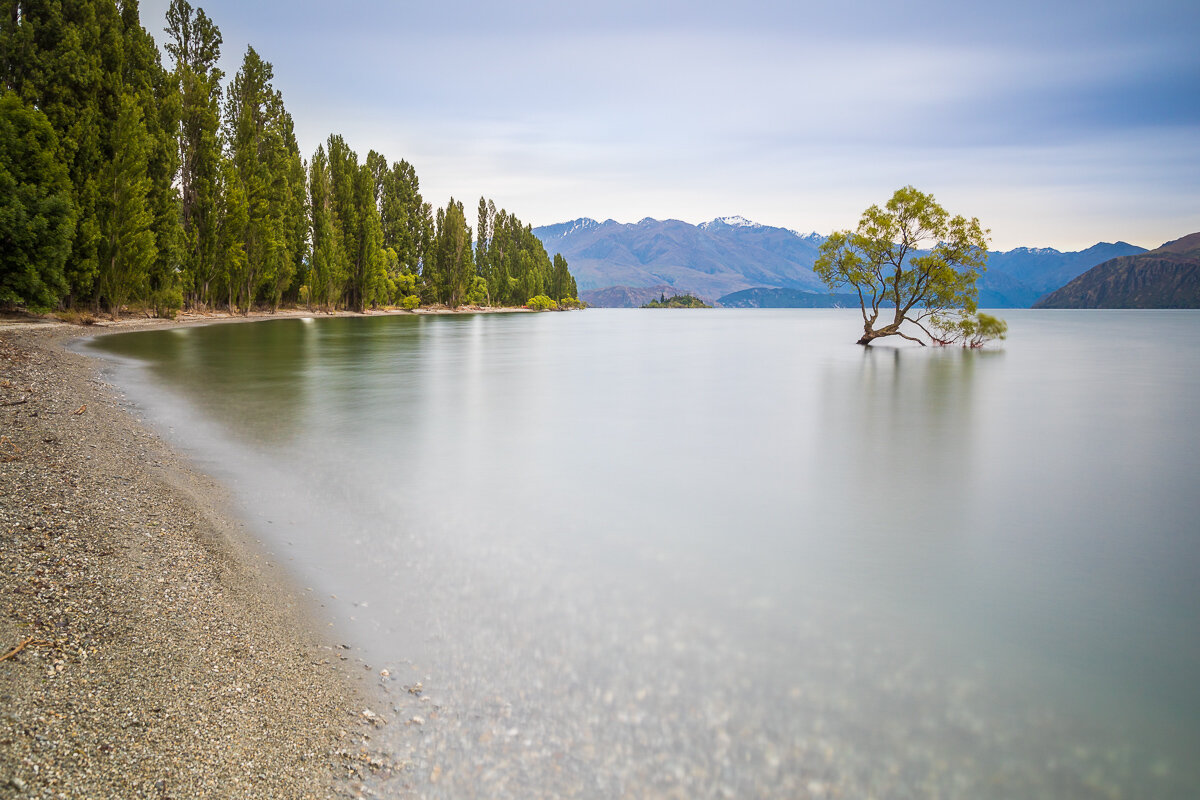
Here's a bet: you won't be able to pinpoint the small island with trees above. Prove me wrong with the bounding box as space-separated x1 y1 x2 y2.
641 293 711 308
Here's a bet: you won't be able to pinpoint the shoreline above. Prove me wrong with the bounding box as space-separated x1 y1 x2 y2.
3 301 536 334
1 316 402 798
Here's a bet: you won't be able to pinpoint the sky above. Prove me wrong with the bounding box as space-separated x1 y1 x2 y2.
140 0 1199 251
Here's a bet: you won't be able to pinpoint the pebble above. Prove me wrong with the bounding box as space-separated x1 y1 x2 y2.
0 323 375 799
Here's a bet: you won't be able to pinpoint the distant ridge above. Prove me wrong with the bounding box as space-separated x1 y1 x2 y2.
981 241 1147 306
717 287 861 308
1034 233 1200 308
534 217 1147 308
580 285 689 309
533 217 828 301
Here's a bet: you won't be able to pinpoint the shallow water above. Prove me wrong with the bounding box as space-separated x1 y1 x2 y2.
90 309 1200 798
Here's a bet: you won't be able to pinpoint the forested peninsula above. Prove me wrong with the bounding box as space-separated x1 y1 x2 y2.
0 0 580 318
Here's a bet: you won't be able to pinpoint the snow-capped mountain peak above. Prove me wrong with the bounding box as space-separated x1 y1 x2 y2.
563 218 599 236
536 218 600 239
700 216 763 230
1007 246 1062 256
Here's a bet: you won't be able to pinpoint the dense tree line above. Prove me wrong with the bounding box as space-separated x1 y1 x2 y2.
475 198 577 307
0 0 578 315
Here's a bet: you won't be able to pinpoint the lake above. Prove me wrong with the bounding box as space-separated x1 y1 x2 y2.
89 309 1200 798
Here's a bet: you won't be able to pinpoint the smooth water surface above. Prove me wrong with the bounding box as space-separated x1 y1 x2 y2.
90 310 1200 798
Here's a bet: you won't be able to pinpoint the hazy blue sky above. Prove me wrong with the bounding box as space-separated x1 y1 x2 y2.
142 0 1198 250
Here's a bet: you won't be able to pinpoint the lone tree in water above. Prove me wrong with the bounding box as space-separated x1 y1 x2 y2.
814 186 991 346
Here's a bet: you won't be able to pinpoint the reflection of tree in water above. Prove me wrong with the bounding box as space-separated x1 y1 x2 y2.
297 315 428 435
814 345 1005 598
825 345 1004 490
97 316 429 446
114 321 313 445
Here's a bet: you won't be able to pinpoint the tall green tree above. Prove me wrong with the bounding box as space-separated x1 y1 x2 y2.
268 111 307 309
215 151 247 310
0 90 75 309
550 253 576 301
320 136 386 311
2 0 125 305
483 203 511 305
223 45 303 312
164 0 223 307
278 141 309 306
307 143 347 310
120 0 180 304
325 134 360 308
813 186 990 345
374 156 426 280
98 91 156 318
354 173 386 311
429 198 473 307
476 196 493 303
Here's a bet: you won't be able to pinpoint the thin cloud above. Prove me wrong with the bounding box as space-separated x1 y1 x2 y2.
140 0 1200 249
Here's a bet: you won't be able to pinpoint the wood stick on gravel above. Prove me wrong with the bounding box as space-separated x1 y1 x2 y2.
0 636 45 662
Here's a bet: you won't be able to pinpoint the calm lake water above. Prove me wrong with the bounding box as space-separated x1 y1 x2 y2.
89 309 1200 798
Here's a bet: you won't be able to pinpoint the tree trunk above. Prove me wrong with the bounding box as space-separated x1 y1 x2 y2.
854 319 902 345
857 325 882 346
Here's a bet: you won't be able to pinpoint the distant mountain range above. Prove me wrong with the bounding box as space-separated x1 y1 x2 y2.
1034 233 1200 308
532 217 1148 308
717 287 863 308
534 217 828 303
981 243 1149 307
579 285 681 309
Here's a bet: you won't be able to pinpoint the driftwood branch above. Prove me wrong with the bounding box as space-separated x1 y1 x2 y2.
0 636 47 662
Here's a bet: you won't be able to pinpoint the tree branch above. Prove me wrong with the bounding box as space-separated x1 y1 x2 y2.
895 329 928 346
910 318 937 339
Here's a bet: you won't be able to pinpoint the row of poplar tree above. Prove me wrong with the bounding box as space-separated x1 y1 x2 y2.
0 0 578 315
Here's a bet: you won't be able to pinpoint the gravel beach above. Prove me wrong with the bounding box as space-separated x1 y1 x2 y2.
1 316 396 799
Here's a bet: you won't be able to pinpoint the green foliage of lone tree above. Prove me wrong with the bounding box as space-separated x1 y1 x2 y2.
929 312 1009 348
814 186 1004 346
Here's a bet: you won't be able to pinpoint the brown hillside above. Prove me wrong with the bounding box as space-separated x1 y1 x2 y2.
1034 233 1200 308
1153 232 1200 255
